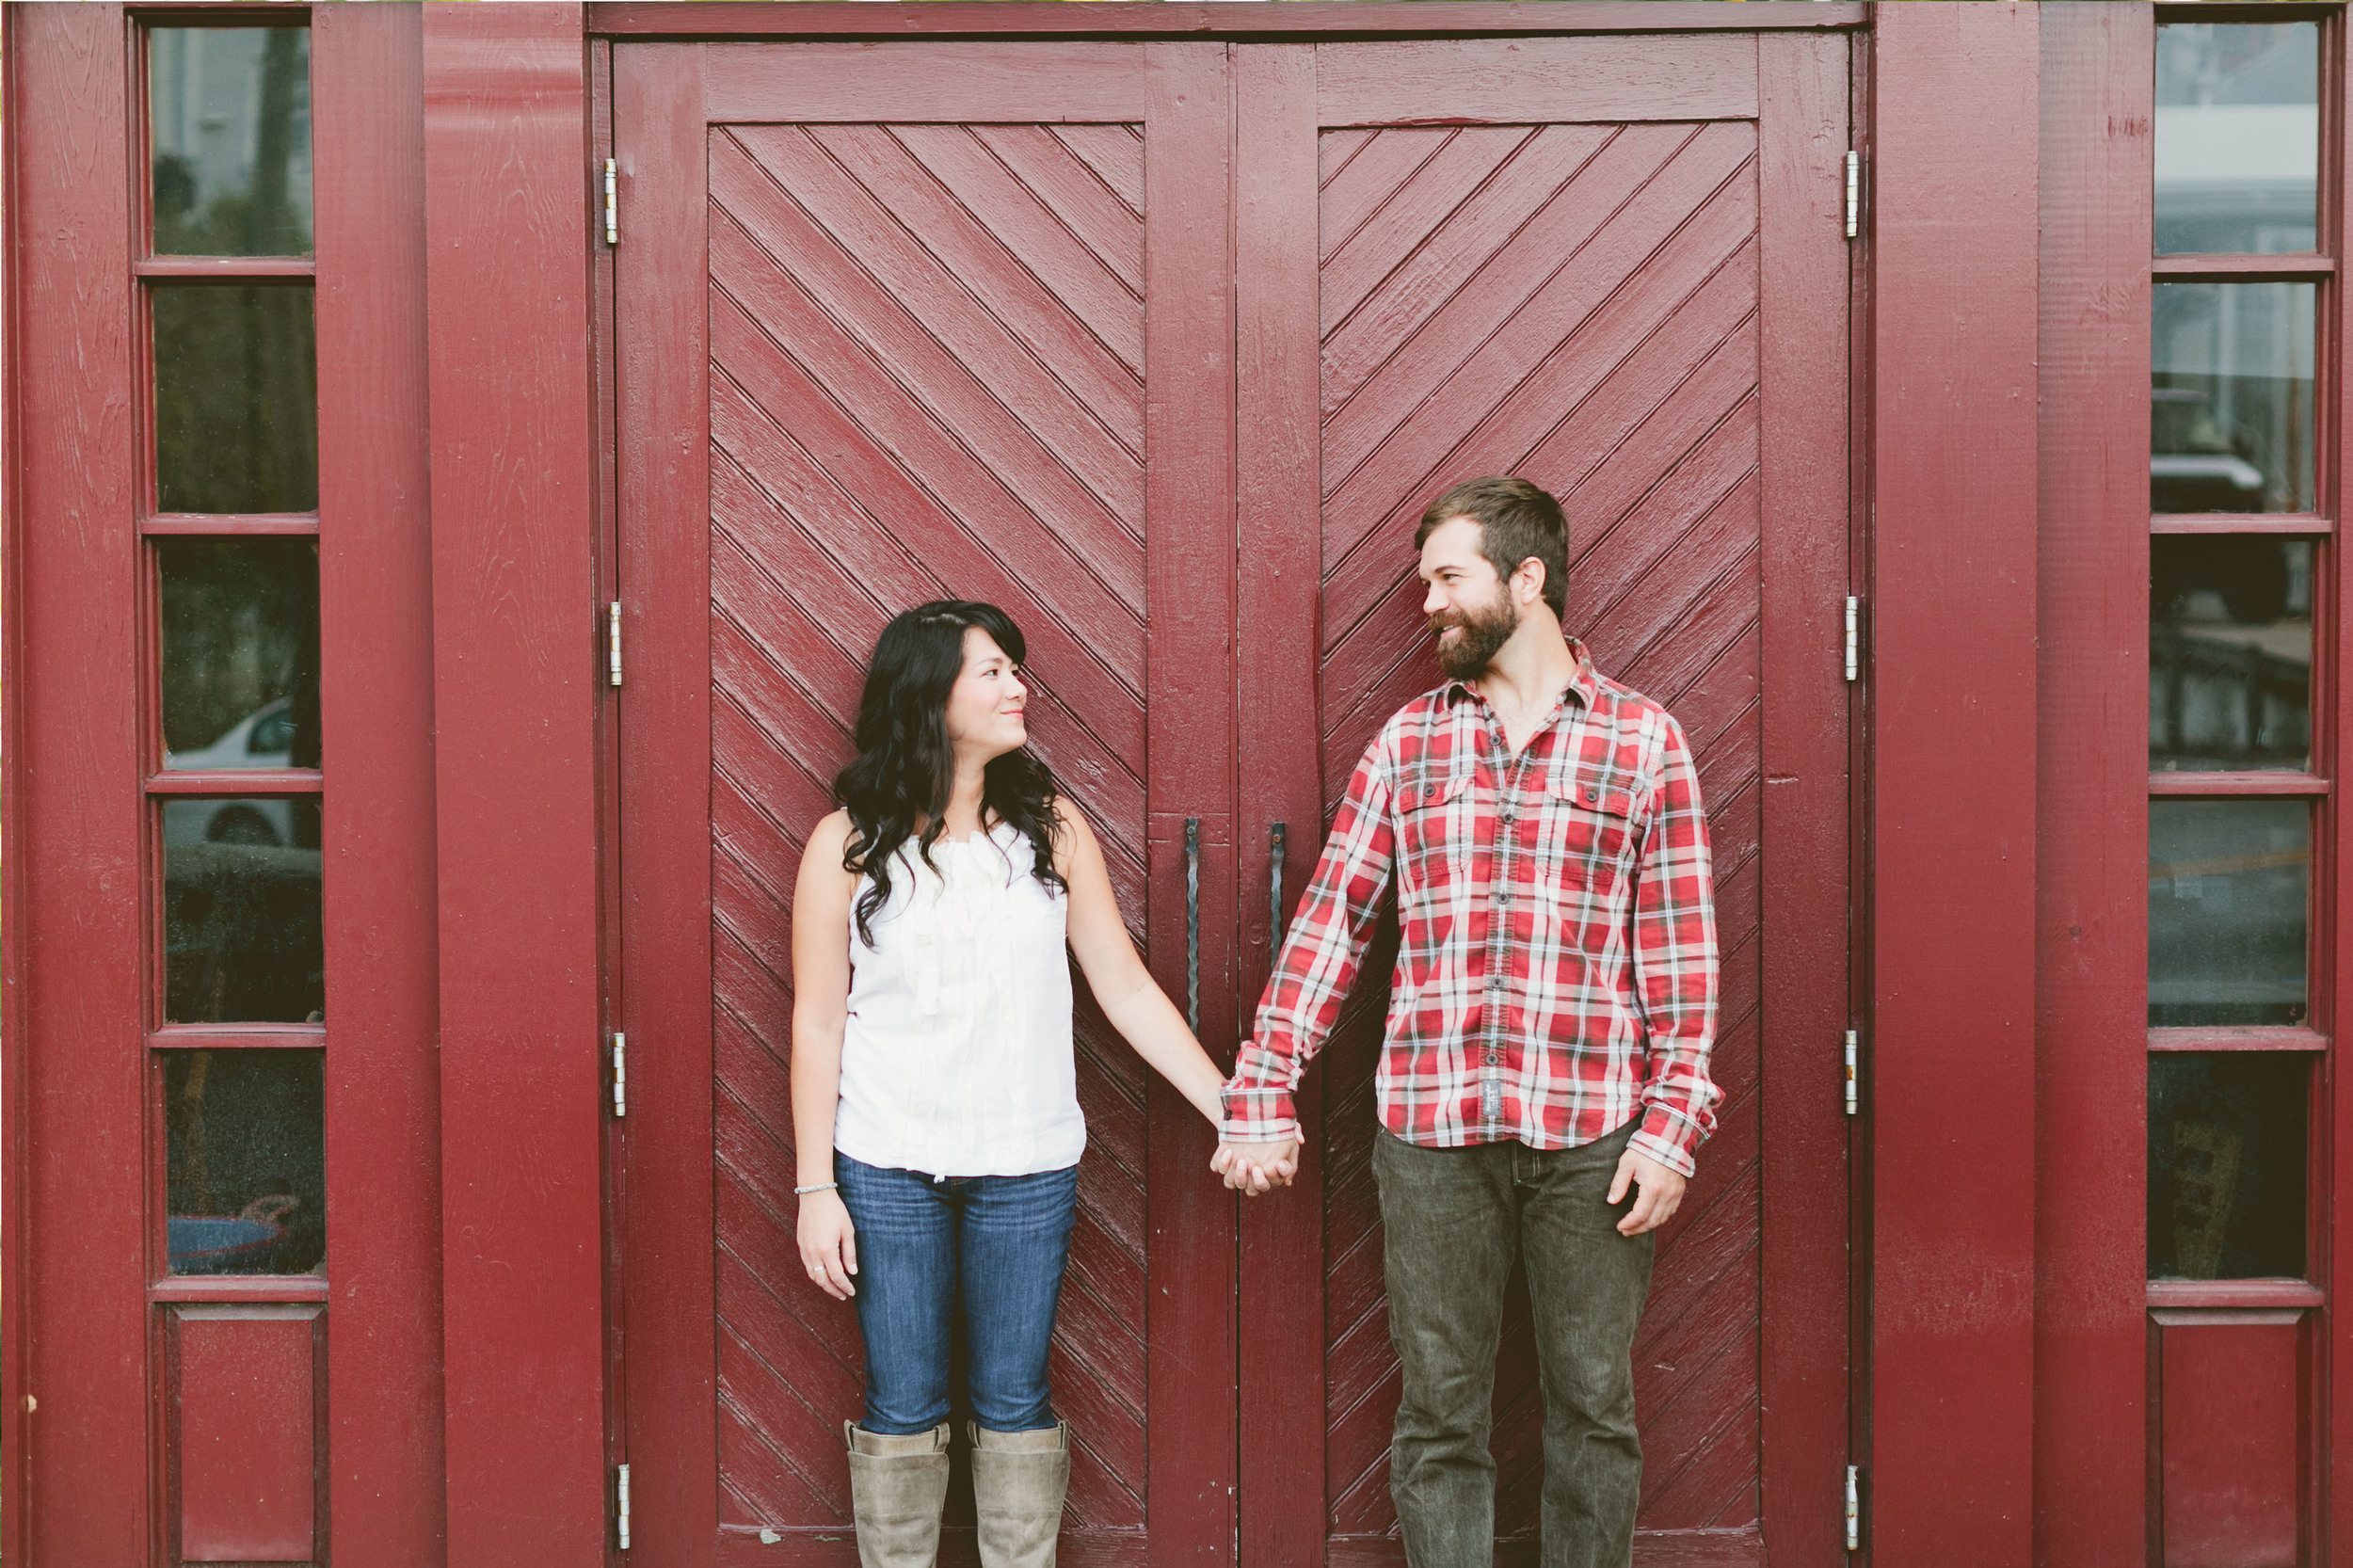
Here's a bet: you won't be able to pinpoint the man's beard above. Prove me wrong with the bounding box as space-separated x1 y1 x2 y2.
1431 592 1520 680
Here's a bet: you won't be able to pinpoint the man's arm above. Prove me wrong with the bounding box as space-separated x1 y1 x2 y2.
1219 742 1398 1153
1625 712 1721 1181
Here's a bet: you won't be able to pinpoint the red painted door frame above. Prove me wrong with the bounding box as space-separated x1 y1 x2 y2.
0 4 2114 1566
1866 6 2041 1566
4 5 445 1565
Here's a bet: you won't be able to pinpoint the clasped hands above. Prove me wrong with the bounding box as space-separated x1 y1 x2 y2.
1209 1136 1689 1237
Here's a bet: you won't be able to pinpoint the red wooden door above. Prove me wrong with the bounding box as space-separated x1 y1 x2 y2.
1227 36 1855 1568
611 40 1241 1567
611 27 1853 1568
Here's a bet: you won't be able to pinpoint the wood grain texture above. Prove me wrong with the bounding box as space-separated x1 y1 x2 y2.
4 8 152 1563
1310 110 1769 1545
1315 37 1756 127
1139 42 1241 1567
704 42 1143 123
616 40 1240 1560
593 4 1865 40
615 41 721 1568
1753 30 1853 1562
2033 9 2152 1568
2331 17 2353 1562
701 106 1152 1526
312 9 448 1564
421 7 609 1564
1869 7 2041 1564
1234 42 1330 1568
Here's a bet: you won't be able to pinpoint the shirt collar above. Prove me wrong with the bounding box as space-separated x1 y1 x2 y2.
1442 637 1600 716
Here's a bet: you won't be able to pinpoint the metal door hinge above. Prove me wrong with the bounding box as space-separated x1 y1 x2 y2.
1843 596 1861 682
612 1032 629 1118
1844 150 1861 240
608 600 624 688
1845 1464 1861 1551
1843 1029 1859 1117
603 158 619 247
616 1462 632 1550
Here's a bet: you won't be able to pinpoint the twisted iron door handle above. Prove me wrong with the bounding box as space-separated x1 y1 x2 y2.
1185 818 1201 1032
1270 822 1289 948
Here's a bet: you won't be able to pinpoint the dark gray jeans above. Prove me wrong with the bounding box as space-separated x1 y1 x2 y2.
1371 1119 1655 1568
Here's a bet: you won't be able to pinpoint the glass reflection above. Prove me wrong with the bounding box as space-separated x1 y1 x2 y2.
149 28 312 257
152 284 317 515
165 1048 324 1275
2151 537 2312 771
2153 283 2315 514
2150 1052 2307 1280
2156 23 2318 256
164 799 323 1024
159 538 319 771
2149 799 2308 1027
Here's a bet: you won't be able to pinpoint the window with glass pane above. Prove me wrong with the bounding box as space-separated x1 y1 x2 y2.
2150 1051 2308 1280
152 285 318 515
2152 536 2313 771
149 28 312 258
2148 798 2309 1027
164 798 323 1024
158 538 319 771
165 1048 324 1274
2156 21 2318 256
2153 282 2315 514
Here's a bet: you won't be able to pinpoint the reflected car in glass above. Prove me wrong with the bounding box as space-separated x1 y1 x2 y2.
163 696 296 847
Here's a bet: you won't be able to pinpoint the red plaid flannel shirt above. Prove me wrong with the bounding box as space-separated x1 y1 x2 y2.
1221 647 1721 1176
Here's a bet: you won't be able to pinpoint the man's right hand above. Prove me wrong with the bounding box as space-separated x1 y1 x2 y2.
1211 1137 1303 1195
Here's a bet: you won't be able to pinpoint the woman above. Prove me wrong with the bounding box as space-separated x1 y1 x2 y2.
792 600 1232 1568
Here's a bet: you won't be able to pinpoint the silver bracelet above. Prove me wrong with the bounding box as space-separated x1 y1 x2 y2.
793 1181 839 1196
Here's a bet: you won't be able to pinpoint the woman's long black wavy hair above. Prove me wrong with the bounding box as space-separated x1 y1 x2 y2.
835 600 1065 946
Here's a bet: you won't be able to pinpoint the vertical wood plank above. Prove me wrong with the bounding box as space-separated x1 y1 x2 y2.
3 7 152 1563
1232 40 1326 1568
1754 30 1852 1565
614 40 720 1568
2332 18 2353 1563
422 8 608 1564
2035 8 2153 1567
1868 7 2041 1564
312 8 447 1564
1143 40 1239 1568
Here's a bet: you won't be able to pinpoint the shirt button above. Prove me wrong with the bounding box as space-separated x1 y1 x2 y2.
1483 1050 1499 1065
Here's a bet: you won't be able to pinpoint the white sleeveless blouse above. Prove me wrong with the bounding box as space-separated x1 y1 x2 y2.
834 822 1085 1177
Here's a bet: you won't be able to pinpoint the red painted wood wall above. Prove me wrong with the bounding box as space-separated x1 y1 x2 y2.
2 5 2345 1567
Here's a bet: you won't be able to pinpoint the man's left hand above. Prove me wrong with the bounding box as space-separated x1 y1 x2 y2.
1607 1148 1686 1237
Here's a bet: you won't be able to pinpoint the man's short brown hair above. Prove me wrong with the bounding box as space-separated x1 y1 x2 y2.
1415 475 1569 618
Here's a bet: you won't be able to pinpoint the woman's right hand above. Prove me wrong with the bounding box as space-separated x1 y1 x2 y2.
798 1190 858 1301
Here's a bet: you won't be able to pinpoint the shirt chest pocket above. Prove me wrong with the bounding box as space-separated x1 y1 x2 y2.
1394 772 1477 885
1543 770 1644 889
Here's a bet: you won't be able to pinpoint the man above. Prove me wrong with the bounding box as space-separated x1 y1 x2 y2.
1212 475 1720 1568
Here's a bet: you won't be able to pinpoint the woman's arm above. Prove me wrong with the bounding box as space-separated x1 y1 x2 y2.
792 809 861 1301
1054 800 1232 1131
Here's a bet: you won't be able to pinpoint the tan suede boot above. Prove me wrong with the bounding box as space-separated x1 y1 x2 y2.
844 1420 952 1568
968 1420 1070 1568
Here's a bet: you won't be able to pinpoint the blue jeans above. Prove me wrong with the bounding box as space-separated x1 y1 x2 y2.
835 1153 1080 1436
